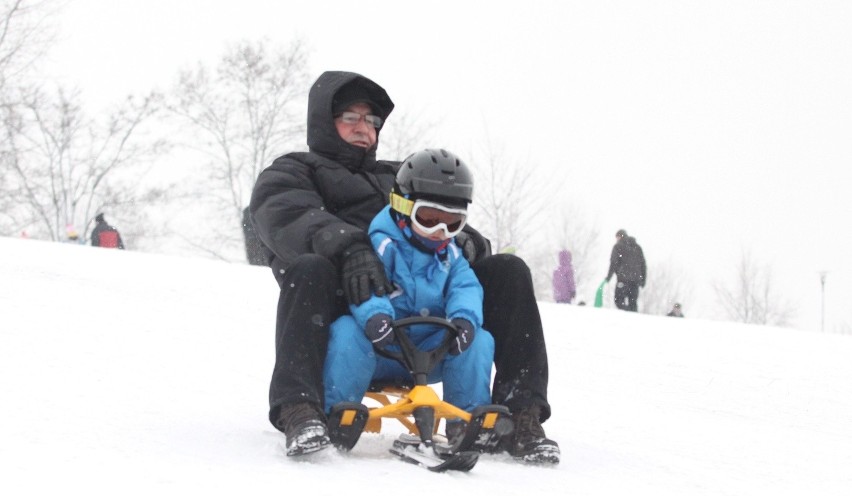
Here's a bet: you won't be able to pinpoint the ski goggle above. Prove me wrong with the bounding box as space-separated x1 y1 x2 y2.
390 194 468 237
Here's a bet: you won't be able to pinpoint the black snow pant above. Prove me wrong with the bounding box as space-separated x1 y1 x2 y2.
267 254 346 429
267 253 552 431
614 280 640 312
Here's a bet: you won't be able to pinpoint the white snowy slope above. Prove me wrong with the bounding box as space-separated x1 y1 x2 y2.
1 236 851 496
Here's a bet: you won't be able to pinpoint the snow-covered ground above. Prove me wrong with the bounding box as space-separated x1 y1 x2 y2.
2 236 851 495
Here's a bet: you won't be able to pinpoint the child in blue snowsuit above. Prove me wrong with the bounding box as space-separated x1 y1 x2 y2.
323 149 494 416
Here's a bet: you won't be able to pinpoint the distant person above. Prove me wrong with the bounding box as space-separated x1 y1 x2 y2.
65 225 83 245
552 249 576 304
667 303 684 318
605 229 646 312
90 213 125 249
242 207 266 266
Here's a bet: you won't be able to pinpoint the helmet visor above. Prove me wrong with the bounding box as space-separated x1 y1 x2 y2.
410 200 467 238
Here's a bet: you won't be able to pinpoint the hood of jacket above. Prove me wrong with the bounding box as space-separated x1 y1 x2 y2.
558 249 572 266
306 71 395 171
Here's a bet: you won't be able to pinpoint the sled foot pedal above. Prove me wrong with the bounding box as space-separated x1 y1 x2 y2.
327 402 369 451
455 404 513 454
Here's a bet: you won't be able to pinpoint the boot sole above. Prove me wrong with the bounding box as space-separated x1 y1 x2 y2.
286 422 332 456
513 444 561 465
286 437 331 456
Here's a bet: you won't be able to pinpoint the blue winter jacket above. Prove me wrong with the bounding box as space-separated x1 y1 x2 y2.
323 206 493 412
350 205 484 332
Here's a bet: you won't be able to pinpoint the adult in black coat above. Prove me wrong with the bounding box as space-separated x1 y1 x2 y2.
249 71 558 463
605 229 646 311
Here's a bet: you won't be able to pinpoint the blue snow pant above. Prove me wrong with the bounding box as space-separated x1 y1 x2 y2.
323 315 495 414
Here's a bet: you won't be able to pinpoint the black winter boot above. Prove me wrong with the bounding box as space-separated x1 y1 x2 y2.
507 405 560 464
276 402 331 456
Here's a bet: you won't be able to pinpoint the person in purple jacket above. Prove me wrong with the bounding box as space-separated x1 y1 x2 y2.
552 249 576 304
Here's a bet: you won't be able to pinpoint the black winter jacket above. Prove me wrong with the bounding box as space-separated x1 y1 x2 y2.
249 71 397 285
606 236 646 285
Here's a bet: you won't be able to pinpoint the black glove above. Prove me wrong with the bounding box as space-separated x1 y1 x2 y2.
455 227 492 264
365 313 395 349
341 245 393 306
449 318 475 356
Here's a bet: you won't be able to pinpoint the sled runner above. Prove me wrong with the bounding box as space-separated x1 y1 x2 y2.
327 316 512 472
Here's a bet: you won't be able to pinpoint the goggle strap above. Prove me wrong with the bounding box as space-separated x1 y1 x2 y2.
390 192 414 216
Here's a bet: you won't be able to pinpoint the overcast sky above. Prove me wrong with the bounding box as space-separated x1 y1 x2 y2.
41 0 852 329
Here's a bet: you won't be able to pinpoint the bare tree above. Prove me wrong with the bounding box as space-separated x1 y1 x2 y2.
714 249 796 326
467 141 556 255
0 0 54 90
458 135 568 302
1 0 55 225
1 85 167 241
167 38 309 260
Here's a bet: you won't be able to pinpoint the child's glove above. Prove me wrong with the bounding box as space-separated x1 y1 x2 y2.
365 313 395 349
449 318 475 355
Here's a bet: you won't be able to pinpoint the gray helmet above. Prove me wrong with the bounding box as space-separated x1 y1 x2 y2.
394 149 473 205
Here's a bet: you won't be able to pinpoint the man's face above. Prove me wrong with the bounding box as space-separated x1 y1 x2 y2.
334 102 378 149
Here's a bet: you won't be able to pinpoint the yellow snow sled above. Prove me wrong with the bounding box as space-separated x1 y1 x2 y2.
327 316 512 471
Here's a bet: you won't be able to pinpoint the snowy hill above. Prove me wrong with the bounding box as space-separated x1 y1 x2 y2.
2 236 851 495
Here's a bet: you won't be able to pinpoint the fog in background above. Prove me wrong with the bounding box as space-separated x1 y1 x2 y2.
29 0 852 331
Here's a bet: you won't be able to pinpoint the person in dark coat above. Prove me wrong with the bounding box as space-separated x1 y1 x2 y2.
552 249 576 304
667 303 685 317
249 71 558 463
90 213 125 249
605 229 646 311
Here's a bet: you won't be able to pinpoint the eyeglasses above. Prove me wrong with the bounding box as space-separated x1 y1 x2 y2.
410 200 467 238
335 111 383 129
